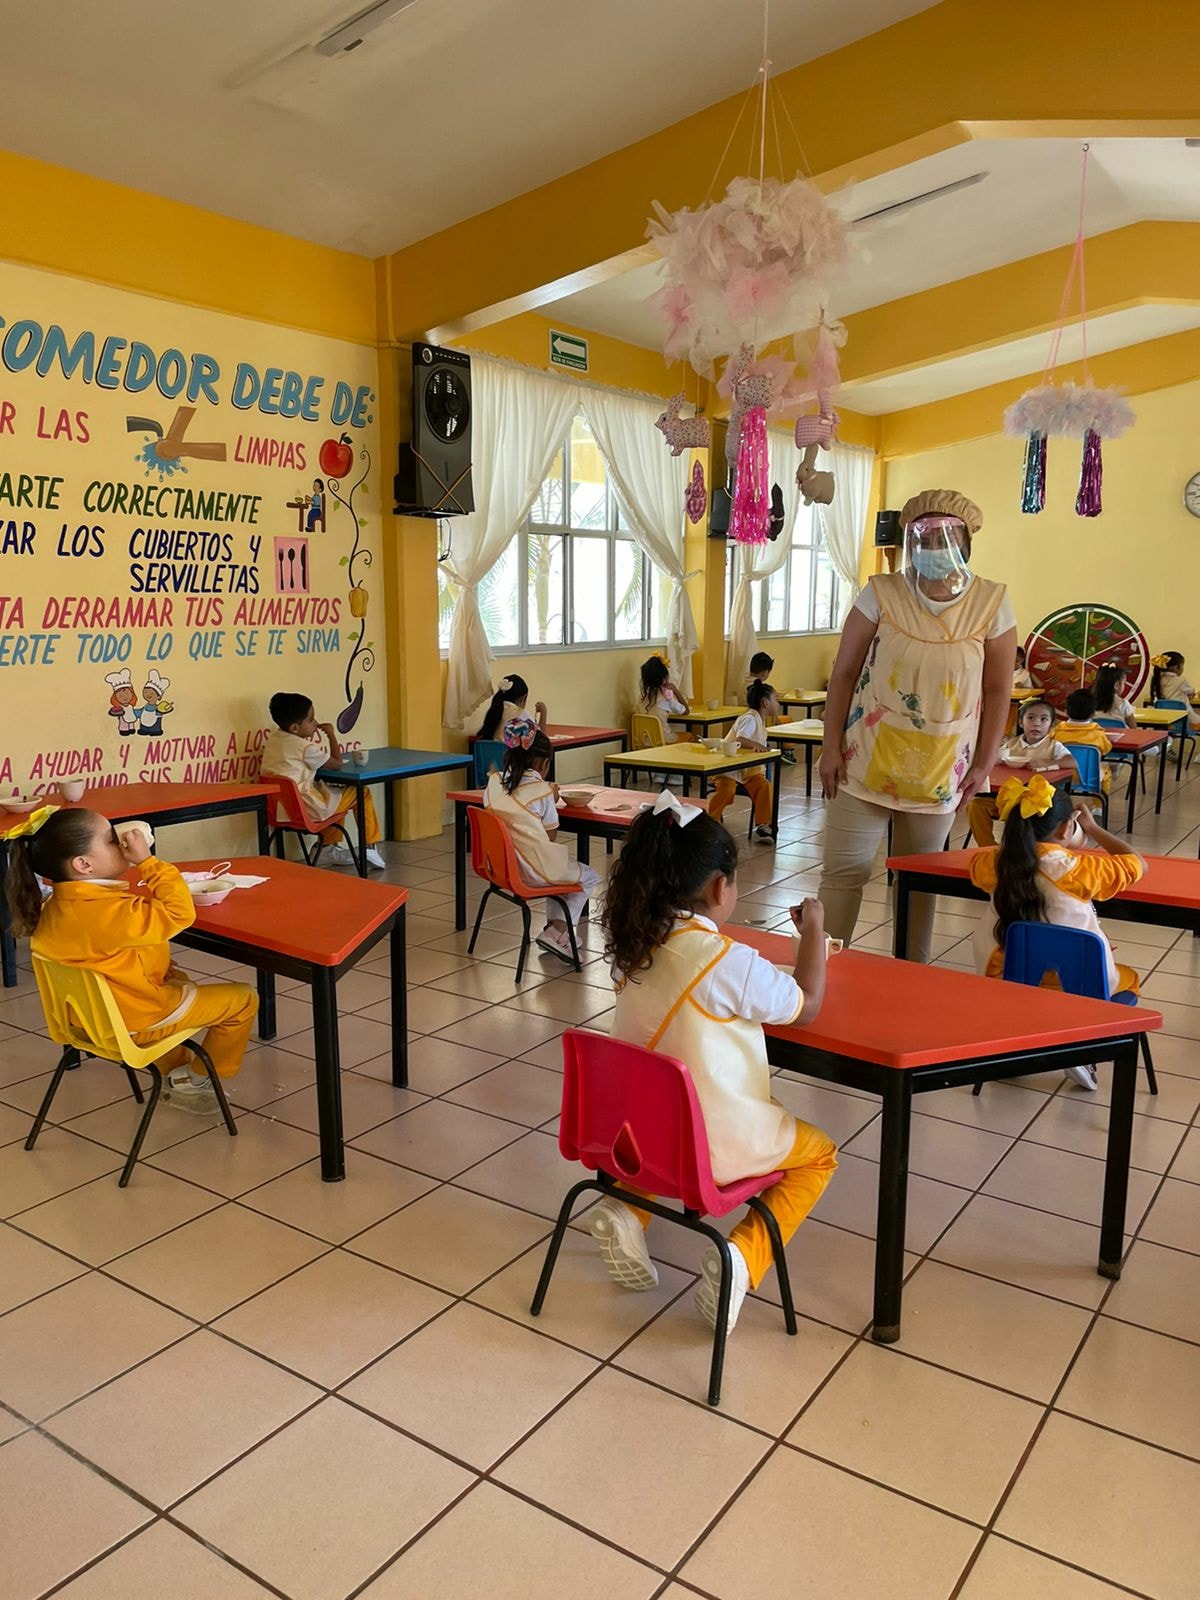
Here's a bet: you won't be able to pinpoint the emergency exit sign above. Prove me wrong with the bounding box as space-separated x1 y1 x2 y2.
549 330 588 372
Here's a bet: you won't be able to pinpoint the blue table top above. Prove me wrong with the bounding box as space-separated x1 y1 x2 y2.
317 747 473 782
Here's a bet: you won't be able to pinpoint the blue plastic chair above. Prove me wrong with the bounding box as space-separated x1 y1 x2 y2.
972 921 1157 1095
1095 716 1144 793
1153 700 1196 771
472 739 506 786
1063 744 1109 829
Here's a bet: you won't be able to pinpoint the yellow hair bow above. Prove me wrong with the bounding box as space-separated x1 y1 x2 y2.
996 774 1056 823
1 803 59 840
1151 654 1170 670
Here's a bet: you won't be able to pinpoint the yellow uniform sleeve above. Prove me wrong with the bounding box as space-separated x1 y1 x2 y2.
122 856 197 942
1055 850 1143 903
969 848 999 893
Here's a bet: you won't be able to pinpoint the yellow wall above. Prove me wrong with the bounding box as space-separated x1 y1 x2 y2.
885 378 1200 654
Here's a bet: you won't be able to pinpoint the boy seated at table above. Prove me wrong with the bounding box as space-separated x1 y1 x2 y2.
967 698 1077 845
261 692 386 870
1058 688 1114 797
746 650 796 765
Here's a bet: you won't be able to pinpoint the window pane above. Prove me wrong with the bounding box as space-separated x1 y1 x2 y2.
613 540 644 642
813 548 836 632
569 416 609 529
437 567 454 651
526 533 565 646
479 539 520 648
571 536 609 643
766 562 788 633
723 545 734 637
788 545 814 634
530 446 565 526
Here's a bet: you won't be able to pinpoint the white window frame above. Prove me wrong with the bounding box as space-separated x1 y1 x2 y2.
722 510 848 640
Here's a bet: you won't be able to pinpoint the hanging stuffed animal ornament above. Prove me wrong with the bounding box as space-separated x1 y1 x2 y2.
685 459 708 524
792 315 843 506
655 394 711 456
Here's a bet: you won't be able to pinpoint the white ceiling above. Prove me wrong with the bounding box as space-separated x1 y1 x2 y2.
0 0 939 255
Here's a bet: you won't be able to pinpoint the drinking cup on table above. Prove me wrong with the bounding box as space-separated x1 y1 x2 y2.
57 780 86 802
351 748 370 767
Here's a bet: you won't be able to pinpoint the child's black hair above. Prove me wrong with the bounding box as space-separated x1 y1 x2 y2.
992 786 1074 950
1151 651 1185 703
479 675 530 740
749 651 774 675
639 656 670 708
1016 697 1054 736
604 809 739 978
4 808 103 938
1065 687 1096 721
1015 644 1026 665
501 727 553 793
746 679 776 713
269 691 312 730
1093 664 1126 716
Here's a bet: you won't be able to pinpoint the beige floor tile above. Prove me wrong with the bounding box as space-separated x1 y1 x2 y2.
0 1126 121 1218
1144 999 1200 1042
266 1075 425 1140
0 990 58 1032
518 1036 569 1071
681 1444 979 1600
437 1006 563 1057
788 1342 1041 1522
357 1480 659 1600
1172 1125 1200 1181
389 1034 504 1095
426 926 520 960
0 1403 25 1443
997 1413 1200 1599
982 1141 1159 1230
919 1082 1055 1138
269 1011 398 1069
0 1099 30 1146
932 1194 1117 1308
472 1226 696 1358
502 981 615 1025
617 1296 852 1433
446 1059 564 1127
59 1093 237 1159
106 1203 325 1320
1021 1094 1188 1174
1142 969 1200 1007
238 1151 435 1244
46 1330 318 1507
0 1025 59 1088
496 1367 767 1568
0 1219 86 1313
366 986 487 1035
51 1520 276 1599
0 1431 151 1600
1103 1238 1200 1342
1139 1176 1200 1252
1081 1058 1200 1121
351 1184 548 1295
1059 1316 1200 1458
0 1062 135 1122
399 947 472 987
323 970 394 1013
351 1098 524 1179
16 1165 221 1266
747 1216 921 1334
426 960 552 1002
146 1112 320 1198
250 994 312 1039
957 1537 1135 1599
174 1398 472 1600
0 1270 192 1421
453 1128 582 1219
216 1250 450 1387
845 1111 1014 1189
896 1259 1091 1402
811 1152 972 1254
768 1077 880 1144
222 1044 317 1109
345 1301 596 1467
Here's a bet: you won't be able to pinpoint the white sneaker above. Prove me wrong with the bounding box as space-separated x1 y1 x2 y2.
589 1197 658 1290
754 826 775 843
166 1069 219 1115
1064 1064 1099 1092
325 843 354 865
365 846 386 870
538 926 577 964
695 1241 751 1334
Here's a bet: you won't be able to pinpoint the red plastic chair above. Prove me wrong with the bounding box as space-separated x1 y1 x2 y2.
263 776 362 877
467 807 583 981
530 1028 797 1406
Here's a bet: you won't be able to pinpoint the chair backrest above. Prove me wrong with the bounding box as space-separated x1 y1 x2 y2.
1095 716 1126 730
1064 743 1103 794
263 775 324 832
1154 698 1187 712
558 1027 725 1213
1002 922 1112 999
472 739 506 787
31 952 145 1064
631 712 664 751
467 804 532 898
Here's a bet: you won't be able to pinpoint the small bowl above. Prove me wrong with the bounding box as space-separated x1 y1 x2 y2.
557 790 591 807
705 699 720 711
351 749 370 767
191 887 233 908
57 781 86 803
3 799 42 814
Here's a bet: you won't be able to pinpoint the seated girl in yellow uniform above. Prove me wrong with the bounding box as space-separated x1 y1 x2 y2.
261 692 385 869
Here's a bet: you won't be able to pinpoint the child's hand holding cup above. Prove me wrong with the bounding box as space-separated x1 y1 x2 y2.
116 820 155 865
789 898 842 958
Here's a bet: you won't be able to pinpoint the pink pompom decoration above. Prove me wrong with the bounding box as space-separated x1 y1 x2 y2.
1004 382 1134 440
730 407 771 545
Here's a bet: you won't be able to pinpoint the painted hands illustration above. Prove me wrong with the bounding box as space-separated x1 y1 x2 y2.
127 407 228 479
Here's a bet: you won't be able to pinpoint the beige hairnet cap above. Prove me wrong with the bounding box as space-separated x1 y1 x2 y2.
900 489 983 536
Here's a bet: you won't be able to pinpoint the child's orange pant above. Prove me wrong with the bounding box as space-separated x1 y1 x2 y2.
623 1120 838 1289
709 773 772 827
327 786 381 844
134 980 259 1078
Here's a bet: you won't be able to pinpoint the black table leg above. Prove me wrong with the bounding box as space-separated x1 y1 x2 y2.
872 1071 912 1342
312 967 345 1182
805 743 814 798
254 799 270 856
1098 1039 1138 1278
603 762 613 789
355 785 368 877
390 908 408 1088
0 840 15 987
1156 739 1168 815
1124 752 1139 835
1177 720 1186 782
454 801 468 932
576 831 591 866
256 971 277 1040
893 876 912 960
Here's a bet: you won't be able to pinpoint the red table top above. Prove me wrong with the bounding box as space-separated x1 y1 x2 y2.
467 724 624 748
174 856 406 967
447 784 672 826
1108 728 1169 751
887 847 1200 911
1 782 277 834
726 927 1159 1070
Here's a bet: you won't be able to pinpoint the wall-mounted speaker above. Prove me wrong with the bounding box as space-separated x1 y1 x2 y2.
393 342 475 517
874 509 901 547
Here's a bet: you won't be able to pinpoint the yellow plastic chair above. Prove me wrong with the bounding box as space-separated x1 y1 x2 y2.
630 712 666 751
29 953 236 1186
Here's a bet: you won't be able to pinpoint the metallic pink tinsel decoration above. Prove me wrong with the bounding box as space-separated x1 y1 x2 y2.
1076 430 1104 517
730 406 770 544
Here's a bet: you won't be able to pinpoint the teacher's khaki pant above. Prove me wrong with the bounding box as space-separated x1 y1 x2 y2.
819 788 954 963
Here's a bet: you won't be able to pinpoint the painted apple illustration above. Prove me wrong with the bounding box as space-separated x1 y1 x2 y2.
319 434 354 479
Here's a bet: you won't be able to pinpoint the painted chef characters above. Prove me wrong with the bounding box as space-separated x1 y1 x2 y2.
105 668 138 736
103 667 174 737
138 670 173 736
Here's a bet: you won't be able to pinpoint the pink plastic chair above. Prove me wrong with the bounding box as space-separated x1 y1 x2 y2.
530 1028 797 1405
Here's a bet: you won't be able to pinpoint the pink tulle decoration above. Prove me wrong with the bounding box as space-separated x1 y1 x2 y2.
1003 382 1134 440
730 407 770 545
1076 430 1104 517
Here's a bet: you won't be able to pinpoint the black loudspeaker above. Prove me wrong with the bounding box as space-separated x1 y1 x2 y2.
393 342 475 517
875 509 901 547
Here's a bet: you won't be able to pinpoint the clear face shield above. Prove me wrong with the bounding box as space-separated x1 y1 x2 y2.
903 514 971 596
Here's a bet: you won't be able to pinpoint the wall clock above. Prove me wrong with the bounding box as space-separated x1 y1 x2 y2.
1185 472 1200 517
1025 603 1148 708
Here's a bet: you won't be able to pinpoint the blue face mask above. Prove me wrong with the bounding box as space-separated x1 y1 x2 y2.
911 548 962 581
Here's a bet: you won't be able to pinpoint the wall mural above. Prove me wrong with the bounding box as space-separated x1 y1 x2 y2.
0 260 384 798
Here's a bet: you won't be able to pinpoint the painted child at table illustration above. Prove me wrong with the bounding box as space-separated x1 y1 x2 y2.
306 479 325 532
105 668 138 737
4 806 257 1111
260 692 386 870
970 774 1146 1090
483 716 600 962
137 671 173 737
593 794 837 1333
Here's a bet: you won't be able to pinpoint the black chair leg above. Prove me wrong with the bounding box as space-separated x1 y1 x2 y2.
552 896 583 973
25 1047 78 1149
123 1066 146 1104
705 1231 735 1406
467 887 493 955
514 902 532 983
748 1194 797 1335
186 1040 238 1135
119 1068 164 1186
530 1177 601 1316
972 1080 984 1097
1140 1034 1158 1095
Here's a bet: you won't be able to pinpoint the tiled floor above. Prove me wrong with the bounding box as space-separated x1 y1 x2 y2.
2 759 1198 1599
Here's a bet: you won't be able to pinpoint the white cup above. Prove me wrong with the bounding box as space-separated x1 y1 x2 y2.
58 780 86 803
116 820 155 853
706 698 720 711
351 748 370 767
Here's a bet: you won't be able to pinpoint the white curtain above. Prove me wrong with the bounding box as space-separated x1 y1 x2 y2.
441 359 578 728
819 442 874 623
723 429 803 700
578 388 699 696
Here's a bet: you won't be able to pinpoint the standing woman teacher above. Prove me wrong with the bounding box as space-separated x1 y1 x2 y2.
818 489 1016 962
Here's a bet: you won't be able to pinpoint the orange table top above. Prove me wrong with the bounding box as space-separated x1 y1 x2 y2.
1108 727 1170 751
887 847 1200 911
1 782 277 835
447 784 672 826
173 856 406 967
468 724 624 747
726 927 1159 1070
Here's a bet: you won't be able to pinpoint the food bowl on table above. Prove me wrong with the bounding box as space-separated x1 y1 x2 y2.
557 790 591 807
2 798 43 814
185 863 236 907
1000 751 1032 765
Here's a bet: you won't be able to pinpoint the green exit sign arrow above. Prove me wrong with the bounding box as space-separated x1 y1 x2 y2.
549 330 588 372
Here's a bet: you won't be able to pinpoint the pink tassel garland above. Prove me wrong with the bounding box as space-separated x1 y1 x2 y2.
730 407 770 545
1075 428 1103 517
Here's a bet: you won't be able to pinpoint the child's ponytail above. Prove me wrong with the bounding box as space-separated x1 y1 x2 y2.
1151 651 1184 704
604 805 738 978
639 655 670 709
5 838 45 938
479 674 529 740
3 807 99 937
992 785 1073 949
500 719 553 793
